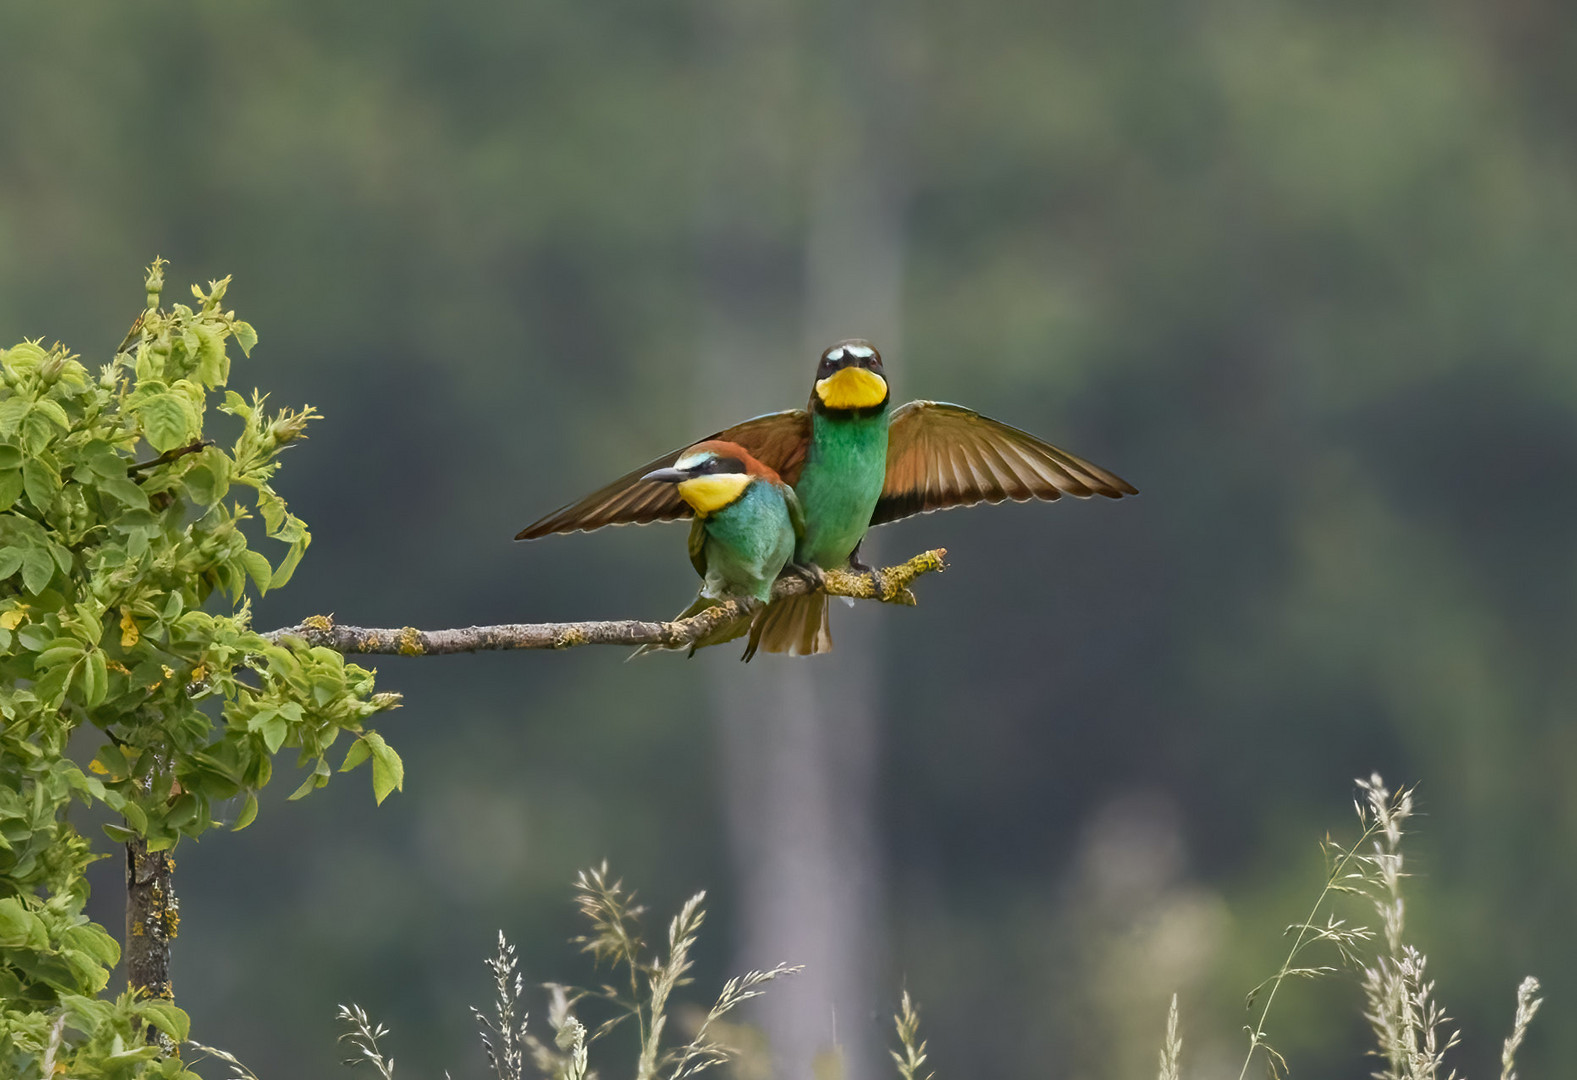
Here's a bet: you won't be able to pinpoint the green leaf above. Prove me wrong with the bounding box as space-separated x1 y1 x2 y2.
270 536 309 589
241 550 273 594
64 765 107 801
81 650 108 708
233 320 258 356
311 669 342 707
23 414 52 456
247 751 273 789
0 444 20 470
287 772 322 801
49 538 71 576
184 458 230 506
23 406 66 455
0 898 48 949
0 543 22 581
80 439 127 479
30 397 69 432
257 489 286 534
220 389 251 418
97 473 149 508
165 793 200 830
194 324 229 386
138 1001 192 1043
0 468 22 511
134 392 199 453
135 342 161 383
1 341 45 372
232 792 259 831
96 741 131 776
38 640 85 667
21 455 60 512
259 713 288 754
21 545 56 595
0 396 28 436
364 731 404 805
180 328 201 366
62 923 121 968
60 947 112 994
340 736 372 773
104 1042 160 1066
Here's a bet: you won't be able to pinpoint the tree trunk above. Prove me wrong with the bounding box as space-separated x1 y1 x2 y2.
125 838 178 1007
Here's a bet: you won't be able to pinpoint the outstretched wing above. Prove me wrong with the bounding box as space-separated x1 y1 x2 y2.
871 401 1136 527
515 410 813 540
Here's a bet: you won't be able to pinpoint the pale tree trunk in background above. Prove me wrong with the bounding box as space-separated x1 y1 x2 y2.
696 3 908 1079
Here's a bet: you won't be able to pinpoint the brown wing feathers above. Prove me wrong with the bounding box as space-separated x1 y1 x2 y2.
514 450 689 540
871 401 1135 527
518 398 1131 540
515 410 812 540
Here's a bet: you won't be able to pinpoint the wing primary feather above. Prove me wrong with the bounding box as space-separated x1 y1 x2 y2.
1014 439 1090 498
974 435 1036 501
948 439 989 506
871 399 1135 526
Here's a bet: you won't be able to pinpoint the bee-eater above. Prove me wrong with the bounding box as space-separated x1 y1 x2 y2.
518 340 1135 655
630 440 803 658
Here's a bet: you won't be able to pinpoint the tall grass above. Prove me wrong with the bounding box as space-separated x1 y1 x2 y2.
1208 775 1539 1080
335 863 799 1080
317 774 1540 1080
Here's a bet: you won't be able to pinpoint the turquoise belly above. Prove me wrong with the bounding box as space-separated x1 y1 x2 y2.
701 481 797 602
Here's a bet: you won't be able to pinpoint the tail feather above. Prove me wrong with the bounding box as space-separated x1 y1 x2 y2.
745 592 833 659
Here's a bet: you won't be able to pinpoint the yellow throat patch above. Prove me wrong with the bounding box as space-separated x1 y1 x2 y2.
815 366 888 410
677 472 751 516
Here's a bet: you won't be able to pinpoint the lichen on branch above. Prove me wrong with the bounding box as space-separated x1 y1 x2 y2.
264 548 948 656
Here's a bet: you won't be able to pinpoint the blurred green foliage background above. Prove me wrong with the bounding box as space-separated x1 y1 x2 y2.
3 0 1574 1076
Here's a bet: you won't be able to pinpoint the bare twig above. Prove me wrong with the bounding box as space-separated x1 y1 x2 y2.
128 438 213 476
263 548 947 656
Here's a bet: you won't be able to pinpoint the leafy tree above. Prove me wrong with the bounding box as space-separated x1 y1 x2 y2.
0 261 400 1077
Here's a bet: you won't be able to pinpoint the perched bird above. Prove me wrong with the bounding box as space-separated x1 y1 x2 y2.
629 440 804 658
518 340 1135 655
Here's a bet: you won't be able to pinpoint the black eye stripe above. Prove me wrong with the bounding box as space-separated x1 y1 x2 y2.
696 456 746 475
818 353 883 373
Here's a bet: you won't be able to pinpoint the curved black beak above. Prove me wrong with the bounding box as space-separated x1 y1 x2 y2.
642 466 689 484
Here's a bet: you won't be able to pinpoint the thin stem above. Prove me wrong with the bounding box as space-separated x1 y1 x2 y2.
1237 814 1385 1080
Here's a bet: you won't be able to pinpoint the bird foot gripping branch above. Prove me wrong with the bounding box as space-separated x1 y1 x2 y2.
822 551 945 605
266 548 946 656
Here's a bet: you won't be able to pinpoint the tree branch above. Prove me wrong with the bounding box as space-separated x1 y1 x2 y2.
263 548 947 656
128 438 213 476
